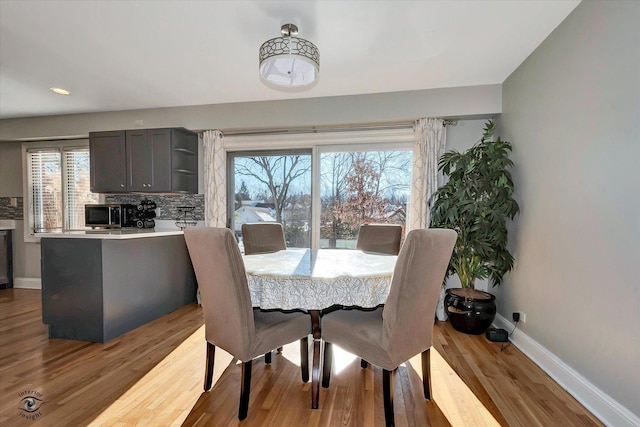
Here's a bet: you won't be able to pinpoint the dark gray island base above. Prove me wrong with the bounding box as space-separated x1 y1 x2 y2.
41 233 197 343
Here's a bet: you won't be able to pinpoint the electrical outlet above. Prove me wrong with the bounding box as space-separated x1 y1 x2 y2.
512 312 526 323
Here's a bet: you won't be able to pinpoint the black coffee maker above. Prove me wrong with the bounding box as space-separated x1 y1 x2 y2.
134 199 156 229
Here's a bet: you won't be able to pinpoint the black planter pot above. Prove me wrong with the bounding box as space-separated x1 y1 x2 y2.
445 288 496 335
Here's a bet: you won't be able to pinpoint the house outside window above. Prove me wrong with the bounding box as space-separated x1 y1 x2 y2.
24 141 99 238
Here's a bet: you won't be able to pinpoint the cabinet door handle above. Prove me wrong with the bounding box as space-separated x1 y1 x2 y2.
120 184 125 188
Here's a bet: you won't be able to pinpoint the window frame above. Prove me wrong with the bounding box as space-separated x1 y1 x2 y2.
224 128 414 249
22 139 95 242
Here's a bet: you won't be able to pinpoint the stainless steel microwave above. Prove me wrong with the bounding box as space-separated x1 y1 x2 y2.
85 204 136 228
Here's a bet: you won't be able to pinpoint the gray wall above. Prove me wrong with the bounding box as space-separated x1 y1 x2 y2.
500 0 639 416
445 119 486 153
0 142 28 279
0 141 22 196
0 84 500 140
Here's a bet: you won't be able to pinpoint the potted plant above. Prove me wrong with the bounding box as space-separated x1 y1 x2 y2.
430 120 519 334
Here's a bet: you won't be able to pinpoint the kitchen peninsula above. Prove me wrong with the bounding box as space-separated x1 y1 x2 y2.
41 230 197 342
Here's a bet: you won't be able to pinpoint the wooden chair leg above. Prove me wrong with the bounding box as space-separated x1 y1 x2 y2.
421 348 432 400
300 337 309 383
264 351 272 364
239 360 252 420
383 369 395 427
322 342 332 388
204 342 215 391
361 359 369 368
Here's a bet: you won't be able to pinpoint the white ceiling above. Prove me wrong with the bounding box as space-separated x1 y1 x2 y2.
0 0 580 120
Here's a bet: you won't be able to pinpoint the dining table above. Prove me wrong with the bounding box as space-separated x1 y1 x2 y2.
243 247 397 409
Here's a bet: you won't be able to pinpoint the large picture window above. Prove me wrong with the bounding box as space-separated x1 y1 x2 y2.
25 141 98 235
225 128 414 250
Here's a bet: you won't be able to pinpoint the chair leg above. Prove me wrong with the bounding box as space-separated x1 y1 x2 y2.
322 342 332 388
238 360 252 420
383 369 395 427
421 348 432 400
300 337 309 383
264 346 286 364
361 358 369 368
204 342 215 391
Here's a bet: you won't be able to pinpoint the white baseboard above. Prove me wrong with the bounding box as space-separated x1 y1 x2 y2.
494 314 640 427
13 277 41 289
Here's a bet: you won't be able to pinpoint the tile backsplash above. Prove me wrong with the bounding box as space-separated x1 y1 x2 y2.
104 194 205 221
0 197 23 220
0 195 205 222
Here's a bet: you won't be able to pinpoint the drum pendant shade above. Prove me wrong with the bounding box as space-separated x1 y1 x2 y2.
259 24 319 87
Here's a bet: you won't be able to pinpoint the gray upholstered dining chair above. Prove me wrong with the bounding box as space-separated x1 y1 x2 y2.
241 222 287 255
241 221 288 359
184 227 310 421
321 228 457 427
356 223 403 255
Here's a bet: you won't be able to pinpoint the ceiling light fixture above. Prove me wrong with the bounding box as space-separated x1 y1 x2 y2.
259 23 319 88
50 87 70 95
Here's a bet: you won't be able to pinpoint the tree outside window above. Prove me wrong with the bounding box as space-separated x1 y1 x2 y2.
231 153 312 248
320 150 411 248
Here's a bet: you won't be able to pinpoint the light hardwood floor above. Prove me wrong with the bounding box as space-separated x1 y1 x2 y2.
0 289 602 426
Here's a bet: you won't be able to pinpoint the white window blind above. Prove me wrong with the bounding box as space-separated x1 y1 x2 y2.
26 142 97 235
28 150 62 232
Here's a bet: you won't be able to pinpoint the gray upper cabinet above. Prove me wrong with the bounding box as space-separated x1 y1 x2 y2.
90 131 127 192
90 128 198 194
126 128 172 192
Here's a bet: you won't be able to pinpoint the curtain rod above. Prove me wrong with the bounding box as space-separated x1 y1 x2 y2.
219 121 415 137
214 118 457 137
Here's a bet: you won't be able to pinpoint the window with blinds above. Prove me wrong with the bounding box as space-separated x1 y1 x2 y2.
28 150 62 232
27 145 98 233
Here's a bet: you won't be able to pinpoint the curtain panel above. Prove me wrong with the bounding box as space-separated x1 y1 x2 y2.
202 130 226 228
409 118 446 231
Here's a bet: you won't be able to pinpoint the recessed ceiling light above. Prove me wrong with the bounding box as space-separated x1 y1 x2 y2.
50 87 70 95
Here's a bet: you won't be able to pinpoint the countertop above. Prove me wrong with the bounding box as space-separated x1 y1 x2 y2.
0 220 16 230
37 229 184 239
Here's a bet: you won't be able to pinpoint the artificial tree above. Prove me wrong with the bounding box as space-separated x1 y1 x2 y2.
430 120 519 333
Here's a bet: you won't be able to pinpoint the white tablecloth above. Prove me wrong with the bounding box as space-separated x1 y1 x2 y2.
243 248 397 310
